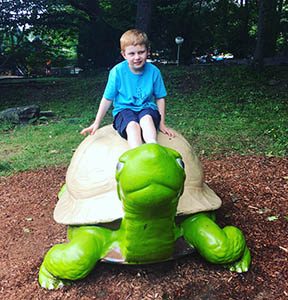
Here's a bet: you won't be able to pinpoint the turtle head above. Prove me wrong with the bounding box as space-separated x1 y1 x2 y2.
116 144 186 216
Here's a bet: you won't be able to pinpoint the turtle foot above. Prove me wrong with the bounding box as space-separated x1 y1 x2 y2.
227 246 251 273
39 264 70 290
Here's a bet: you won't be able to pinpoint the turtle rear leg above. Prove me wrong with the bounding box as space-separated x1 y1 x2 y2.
181 212 251 272
39 226 112 289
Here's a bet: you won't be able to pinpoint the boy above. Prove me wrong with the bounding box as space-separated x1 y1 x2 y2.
81 29 174 148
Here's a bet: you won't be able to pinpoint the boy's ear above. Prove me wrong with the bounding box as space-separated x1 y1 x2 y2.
121 51 126 59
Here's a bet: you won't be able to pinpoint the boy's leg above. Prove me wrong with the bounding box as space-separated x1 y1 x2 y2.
113 109 160 147
139 115 157 143
113 109 143 148
126 121 143 148
139 109 161 144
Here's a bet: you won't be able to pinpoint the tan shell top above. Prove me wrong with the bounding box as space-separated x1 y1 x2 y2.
54 125 221 225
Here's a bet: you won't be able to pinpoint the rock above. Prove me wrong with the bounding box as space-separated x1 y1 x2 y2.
39 111 55 117
0 105 40 124
268 79 279 86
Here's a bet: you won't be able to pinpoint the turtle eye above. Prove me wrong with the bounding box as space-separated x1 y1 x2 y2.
116 161 124 172
176 158 185 169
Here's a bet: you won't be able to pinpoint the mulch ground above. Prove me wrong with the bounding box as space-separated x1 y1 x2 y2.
0 155 287 300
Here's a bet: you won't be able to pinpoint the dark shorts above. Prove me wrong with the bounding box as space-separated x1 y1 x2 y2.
113 108 161 139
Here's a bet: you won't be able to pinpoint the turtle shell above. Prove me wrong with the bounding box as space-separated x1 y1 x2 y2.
54 125 221 225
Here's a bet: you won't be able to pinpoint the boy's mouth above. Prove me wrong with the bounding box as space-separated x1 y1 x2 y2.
134 61 143 67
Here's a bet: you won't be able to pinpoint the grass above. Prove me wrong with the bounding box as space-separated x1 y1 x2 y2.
0 65 287 176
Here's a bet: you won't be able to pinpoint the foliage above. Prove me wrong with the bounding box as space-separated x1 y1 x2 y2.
0 0 81 71
100 0 136 30
0 65 287 177
150 0 258 62
1 0 287 70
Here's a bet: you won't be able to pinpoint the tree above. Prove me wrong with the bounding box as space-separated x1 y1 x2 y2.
0 0 44 66
234 0 251 57
68 0 122 68
0 0 81 71
262 0 278 57
274 0 287 55
1 0 286 71
135 0 152 34
253 0 281 69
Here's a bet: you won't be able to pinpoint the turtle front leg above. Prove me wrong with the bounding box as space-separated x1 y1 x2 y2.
39 226 113 289
181 212 251 273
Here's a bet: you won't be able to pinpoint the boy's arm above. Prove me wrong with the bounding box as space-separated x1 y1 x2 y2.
81 97 112 135
156 98 175 137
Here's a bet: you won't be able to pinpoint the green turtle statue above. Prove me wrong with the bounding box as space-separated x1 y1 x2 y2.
39 125 251 289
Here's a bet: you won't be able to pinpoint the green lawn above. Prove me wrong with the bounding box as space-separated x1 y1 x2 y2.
0 65 287 176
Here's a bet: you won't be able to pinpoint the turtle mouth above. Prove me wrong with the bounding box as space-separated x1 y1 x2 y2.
120 173 183 193
119 180 182 207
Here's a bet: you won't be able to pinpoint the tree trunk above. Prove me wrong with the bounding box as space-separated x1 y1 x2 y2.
68 0 100 21
263 0 278 57
276 0 287 55
237 0 250 57
73 0 121 68
198 0 203 14
253 0 267 69
253 0 279 69
135 0 152 34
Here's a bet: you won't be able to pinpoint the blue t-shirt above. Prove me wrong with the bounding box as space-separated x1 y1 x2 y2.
103 60 167 116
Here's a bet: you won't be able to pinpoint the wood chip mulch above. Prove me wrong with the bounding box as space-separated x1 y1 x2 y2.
0 155 287 300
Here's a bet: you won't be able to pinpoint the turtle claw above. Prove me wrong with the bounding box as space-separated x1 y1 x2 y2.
227 246 251 273
43 280 65 290
228 261 248 273
38 264 69 290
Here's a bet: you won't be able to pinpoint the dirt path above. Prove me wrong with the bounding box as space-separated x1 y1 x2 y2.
0 155 287 300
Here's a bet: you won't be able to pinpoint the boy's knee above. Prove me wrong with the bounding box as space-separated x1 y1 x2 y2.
140 114 153 123
126 121 140 131
126 121 141 132
140 115 155 130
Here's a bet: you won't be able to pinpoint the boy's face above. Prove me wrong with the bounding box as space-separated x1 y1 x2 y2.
122 44 148 73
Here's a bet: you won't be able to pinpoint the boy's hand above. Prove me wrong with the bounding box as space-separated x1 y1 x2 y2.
159 123 175 138
80 123 99 136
